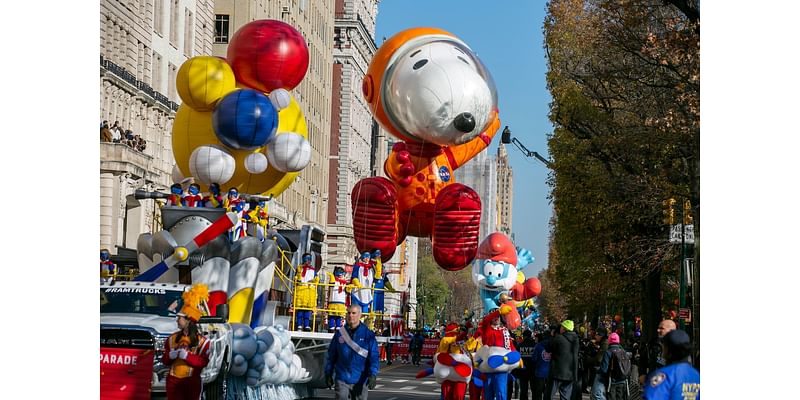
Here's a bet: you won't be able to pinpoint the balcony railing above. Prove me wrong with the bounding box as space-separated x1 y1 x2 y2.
101 55 179 112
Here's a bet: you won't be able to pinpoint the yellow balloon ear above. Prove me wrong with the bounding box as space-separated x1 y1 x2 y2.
516 271 525 284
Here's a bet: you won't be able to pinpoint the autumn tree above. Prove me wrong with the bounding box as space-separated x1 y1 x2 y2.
542 0 699 344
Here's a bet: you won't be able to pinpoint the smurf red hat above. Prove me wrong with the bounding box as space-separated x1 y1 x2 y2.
476 233 517 265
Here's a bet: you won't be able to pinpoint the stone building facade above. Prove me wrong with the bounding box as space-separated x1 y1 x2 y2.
100 0 215 256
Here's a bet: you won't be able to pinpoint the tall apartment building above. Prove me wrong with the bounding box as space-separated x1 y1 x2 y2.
496 143 514 236
454 150 499 240
211 0 334 235
100 0 215 257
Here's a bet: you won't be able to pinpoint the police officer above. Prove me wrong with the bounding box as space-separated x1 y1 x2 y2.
643 330 699 400
516 329 537 400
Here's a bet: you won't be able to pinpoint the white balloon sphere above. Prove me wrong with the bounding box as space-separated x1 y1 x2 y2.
171 164 185 184
244 152 269 174
266 132 312 173
189 145 236 185
269 89 292 111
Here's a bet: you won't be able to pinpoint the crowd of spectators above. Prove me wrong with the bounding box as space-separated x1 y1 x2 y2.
100 120 147 152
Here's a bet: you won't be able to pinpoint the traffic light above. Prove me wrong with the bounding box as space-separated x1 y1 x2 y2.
662 198 676 225
683 200 693 225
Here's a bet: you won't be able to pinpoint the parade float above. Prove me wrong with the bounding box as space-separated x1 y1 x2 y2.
100 19 343 400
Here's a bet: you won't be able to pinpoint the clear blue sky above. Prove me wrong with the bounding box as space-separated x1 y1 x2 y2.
375 1 553 276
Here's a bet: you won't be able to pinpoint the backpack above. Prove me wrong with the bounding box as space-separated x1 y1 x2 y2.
608 348 632 381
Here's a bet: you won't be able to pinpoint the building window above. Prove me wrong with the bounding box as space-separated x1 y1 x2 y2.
184 9 194 56
214 15 230 44
152 51 163 91
154 0 164 34
170 0 179 45
168 63 178 100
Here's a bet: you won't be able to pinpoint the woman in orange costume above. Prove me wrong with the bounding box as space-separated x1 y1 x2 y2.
352 27 501 271
162 284 211 400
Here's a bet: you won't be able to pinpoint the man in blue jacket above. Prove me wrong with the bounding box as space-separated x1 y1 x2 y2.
325 304 380 400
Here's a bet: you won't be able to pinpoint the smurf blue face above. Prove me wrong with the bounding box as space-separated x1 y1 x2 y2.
360 252 371 262
100 250 110 261
472 259 517 290
302 255 312 263
210 184 220 195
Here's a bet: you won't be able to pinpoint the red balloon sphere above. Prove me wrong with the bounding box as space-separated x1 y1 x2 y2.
227 19 309 92
614 314 622 322
523 277 542 298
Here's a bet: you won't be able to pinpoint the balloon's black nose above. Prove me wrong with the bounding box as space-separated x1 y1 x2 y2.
453 112 476 133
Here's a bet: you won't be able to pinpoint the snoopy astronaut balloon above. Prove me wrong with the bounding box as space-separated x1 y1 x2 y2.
353 27 501 271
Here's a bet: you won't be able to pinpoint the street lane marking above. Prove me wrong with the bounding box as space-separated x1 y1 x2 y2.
398 385 417 390
392 379 408 383
422 381 436 385
387 397 397 400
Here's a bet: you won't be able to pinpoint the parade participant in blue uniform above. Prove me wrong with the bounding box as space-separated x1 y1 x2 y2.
325 304 380 400
643 330 699 400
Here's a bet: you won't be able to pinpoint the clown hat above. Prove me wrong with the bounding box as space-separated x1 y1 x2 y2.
179 283 209 322
445 322 460 336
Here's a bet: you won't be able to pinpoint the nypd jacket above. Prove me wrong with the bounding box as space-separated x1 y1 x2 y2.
643 361 700 400
325 323 380 385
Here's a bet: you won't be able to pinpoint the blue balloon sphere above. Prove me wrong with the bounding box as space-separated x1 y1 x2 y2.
212 89 278 150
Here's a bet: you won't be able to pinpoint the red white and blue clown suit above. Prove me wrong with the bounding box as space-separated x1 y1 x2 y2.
203 183 224 208
473 306 523 400
326 266 349 331
350 252 376 313
161 330 211 400
224 188 247 242
294 253 319 331
182 184 203 207
417 323 474 400
371 249 395 313
100 249 116 284
166 183 184 207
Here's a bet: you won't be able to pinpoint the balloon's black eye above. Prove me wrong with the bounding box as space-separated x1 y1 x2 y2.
413 59 429 70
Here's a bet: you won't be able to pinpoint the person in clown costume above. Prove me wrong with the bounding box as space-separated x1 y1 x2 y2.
100 248 116 284
474 304 523 400
326 266 350 332
223 188 247 241
182 183 203 207
350 251 376 313
162 284 211 400
433 323 474 400
294 253 319 331
202 183 224 208
166 183 184 206
370 249 395 315
244 199 269 241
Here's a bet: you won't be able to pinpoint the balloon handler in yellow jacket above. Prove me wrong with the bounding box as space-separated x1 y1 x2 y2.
294 253 319 331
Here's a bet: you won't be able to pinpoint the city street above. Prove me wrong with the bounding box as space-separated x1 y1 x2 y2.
309 360 592 400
